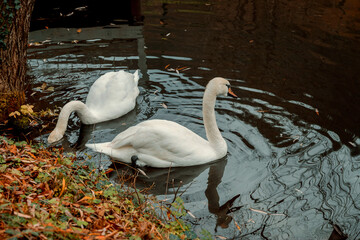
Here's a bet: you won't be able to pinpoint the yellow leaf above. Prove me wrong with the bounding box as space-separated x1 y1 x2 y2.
9 111 21 118
20 104 34 115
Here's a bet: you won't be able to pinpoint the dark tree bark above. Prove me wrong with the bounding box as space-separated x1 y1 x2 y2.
0 0 35 121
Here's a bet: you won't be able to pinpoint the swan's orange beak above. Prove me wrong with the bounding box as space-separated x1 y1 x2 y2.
228 87 238 98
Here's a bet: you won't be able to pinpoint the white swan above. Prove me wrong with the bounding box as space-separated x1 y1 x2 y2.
48 70 140 143
86 77 237 168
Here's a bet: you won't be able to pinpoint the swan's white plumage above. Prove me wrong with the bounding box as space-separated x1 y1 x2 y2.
48 70 140 143
86 77 236 168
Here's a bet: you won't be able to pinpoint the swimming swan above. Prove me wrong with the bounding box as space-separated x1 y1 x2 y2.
86 77 237 168
48 70 140 143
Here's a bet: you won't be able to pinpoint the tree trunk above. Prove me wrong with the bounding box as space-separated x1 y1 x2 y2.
0 0 35 121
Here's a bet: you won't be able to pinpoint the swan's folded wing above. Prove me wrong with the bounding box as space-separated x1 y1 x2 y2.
110 120 210 160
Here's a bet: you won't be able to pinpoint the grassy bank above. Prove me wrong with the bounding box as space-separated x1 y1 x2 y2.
0 136 200 239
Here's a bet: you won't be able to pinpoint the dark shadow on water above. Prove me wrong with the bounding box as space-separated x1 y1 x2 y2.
109 159 223 196
328 224 348 240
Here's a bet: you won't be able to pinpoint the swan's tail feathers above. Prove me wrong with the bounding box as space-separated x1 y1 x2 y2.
133 70 140 84
86 142 113 155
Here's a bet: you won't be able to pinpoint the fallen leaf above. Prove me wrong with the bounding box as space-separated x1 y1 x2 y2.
77 28 82 33
186 210 196 219
295 188 303 194
247 218 255 223
14 212 32 219
215 236 227 240
45 26 49 29
176 66 188 71
349 142 356 147
77 196 95 203
250 208 269 215
9 111 20 118
165 64 170 69
29 120 38 127
315 108 319 115
59 178 66 197
41 82 47 90
46 87 55 92
234 220 241 232
161 103 168 109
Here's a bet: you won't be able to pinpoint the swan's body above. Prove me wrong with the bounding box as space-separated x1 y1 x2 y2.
48 70 140 143
86 77 237 168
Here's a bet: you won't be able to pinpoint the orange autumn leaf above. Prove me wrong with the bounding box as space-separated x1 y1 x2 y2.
176 66 188 71
9 145 17 154
77 195 95 203
315 108 319 115
77 28 82 33
165 64 170 69
59 178 66 197
234 220 242 232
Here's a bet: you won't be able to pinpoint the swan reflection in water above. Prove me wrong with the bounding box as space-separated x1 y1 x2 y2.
108 157 242 231
205 159 242 231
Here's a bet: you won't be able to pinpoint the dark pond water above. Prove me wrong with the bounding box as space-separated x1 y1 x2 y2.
28 0 360 239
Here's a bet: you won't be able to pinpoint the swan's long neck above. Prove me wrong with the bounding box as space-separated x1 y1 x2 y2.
202 87 226 151
54 101 95 135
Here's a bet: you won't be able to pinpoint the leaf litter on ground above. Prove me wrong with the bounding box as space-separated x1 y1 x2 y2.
0 136 200 239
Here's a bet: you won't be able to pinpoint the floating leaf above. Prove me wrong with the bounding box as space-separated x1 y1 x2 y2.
234 220 241 232
249 208 269 215
161 103 168 109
